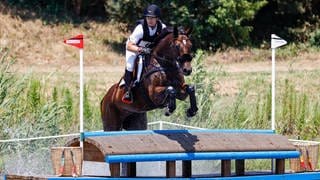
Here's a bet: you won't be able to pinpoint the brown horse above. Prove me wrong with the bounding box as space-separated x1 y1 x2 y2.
100 27 198 132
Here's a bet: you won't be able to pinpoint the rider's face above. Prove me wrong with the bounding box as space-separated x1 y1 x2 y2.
146 16 158 28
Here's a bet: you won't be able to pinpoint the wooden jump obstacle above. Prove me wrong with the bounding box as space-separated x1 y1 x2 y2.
66 129 300 178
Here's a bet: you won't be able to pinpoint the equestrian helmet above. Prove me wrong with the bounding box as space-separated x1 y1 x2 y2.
143 4 160 17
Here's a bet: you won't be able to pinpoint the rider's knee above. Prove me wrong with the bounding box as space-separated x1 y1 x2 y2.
125 58 135 71
125 64 134 72
125 51 137 71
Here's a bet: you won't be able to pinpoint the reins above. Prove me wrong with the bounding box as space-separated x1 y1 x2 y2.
153 53 179 68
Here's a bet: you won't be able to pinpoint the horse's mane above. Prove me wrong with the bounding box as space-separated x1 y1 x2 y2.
151 26 188 49
151 27 173 48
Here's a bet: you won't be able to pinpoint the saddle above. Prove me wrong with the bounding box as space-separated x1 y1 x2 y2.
119 54 151 88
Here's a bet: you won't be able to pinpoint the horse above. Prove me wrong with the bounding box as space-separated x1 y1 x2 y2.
100 26 198 176
100 26 198 132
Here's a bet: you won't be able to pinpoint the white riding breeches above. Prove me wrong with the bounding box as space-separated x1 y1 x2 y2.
125 49 137 72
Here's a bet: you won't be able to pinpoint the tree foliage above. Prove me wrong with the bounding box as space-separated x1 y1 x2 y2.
104 0 267 49
250 0 320 45
2 0 320 50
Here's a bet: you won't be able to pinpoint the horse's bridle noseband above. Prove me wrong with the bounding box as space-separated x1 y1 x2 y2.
177 54 193 64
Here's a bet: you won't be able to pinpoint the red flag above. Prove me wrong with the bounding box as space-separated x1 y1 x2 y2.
64 34 83 49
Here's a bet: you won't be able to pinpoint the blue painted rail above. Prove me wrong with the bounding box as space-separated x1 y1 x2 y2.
82 129 275 139
45 171 320 179
105 151 300 163
5 171 320 179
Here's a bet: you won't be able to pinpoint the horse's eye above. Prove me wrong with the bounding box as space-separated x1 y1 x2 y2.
175 45 180 50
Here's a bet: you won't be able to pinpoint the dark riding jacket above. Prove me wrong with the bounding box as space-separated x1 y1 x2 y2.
136 19 163 48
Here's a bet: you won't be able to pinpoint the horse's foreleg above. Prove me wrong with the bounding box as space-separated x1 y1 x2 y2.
185 85 198 117
165 86 176 116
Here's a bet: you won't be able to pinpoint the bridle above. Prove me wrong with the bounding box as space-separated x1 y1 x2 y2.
153 33 193 68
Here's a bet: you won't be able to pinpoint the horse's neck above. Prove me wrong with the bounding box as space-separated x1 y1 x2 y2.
142 34 179 76
152 43 177 68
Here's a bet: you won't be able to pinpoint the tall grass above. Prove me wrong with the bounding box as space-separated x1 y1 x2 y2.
0 48 79 174
1 47 319 137
1 47 320 174
278 79 320 139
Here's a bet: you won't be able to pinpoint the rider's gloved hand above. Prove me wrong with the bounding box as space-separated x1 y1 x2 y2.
138 47 151 54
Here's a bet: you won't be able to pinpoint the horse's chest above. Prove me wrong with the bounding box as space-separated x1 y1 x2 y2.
156 73 181 87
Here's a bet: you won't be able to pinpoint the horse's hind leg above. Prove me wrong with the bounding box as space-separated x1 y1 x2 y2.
101 96 122 131
123 112 147 130
102 105 123 177
185 85 198 117
101 92 123 176
121 112 147 177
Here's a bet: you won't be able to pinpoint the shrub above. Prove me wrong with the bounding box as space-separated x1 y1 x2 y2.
310 29 320 47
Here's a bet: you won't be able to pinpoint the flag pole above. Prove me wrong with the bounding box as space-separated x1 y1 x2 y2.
270 34 287 131
79 48 84 148
63 34 84 148
271 47 276 131
270 34 287 173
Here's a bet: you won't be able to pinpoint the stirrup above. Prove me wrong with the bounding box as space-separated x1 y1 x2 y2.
122 91 133 104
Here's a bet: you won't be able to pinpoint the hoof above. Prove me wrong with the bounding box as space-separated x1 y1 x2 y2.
164 108 172 116
186 108 197 117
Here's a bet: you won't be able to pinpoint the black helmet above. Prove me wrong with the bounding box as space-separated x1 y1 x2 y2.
143 4 160 17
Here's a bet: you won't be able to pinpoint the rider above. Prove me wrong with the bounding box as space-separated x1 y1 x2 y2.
122 4 166 104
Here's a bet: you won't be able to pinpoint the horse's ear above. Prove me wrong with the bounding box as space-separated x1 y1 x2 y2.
185 26 193 36
173 26 178 38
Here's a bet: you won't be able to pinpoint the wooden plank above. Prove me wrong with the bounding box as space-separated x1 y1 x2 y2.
235 159 245 176
166 161 176 178
126 162 136 177
109 163 120 177
221 160 231 177
275 159 285 174
67 141 104 162
85 133 296 155
182 160 192 177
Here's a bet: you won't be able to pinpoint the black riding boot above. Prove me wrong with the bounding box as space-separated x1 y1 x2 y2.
122 70 133 104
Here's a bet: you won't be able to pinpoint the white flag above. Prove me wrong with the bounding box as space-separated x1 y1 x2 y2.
271 34 287 49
